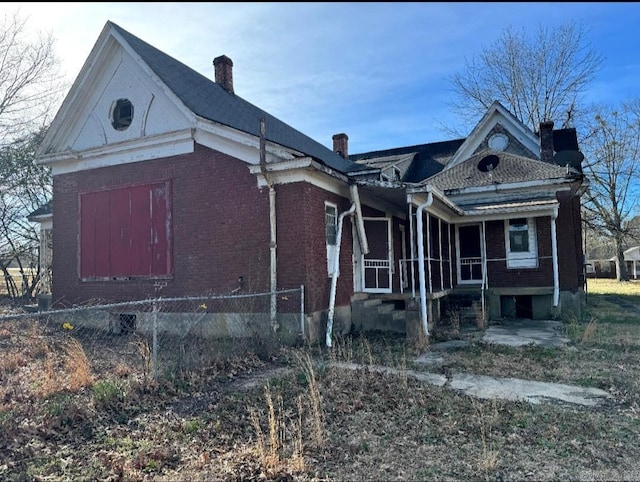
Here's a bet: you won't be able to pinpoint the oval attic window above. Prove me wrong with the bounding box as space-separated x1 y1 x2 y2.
111 98 134 131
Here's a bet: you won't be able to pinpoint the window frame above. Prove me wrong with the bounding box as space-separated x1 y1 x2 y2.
504 217 538 269
325 202 338 276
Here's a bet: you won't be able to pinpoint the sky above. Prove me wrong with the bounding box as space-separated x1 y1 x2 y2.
2 2 640 155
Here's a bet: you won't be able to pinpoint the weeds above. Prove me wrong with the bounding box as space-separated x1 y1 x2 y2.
249 383 305 475
473 398 500 478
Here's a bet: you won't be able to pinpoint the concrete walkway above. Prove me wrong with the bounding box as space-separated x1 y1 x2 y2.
335 319 611 407
332 362 613 407
482 319 570 348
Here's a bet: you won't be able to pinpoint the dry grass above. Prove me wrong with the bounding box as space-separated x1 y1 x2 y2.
2 286 640 481
586 278 640 295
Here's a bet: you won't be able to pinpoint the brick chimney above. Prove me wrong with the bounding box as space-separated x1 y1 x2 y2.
213 55 234 93
539 120 555 163
332 133 348 159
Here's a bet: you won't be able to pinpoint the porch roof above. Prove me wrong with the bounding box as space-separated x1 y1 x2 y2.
461 197 559 219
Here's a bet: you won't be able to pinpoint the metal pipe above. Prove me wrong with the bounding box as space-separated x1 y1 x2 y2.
481 221 487 322
551 208 559 306
326 203 356 347
416 192 433 336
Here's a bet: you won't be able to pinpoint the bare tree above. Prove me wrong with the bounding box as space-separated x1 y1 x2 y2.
0 9 61 299
581 102 640 281
0 127 52 298
0 9 65 148
445 21 603 134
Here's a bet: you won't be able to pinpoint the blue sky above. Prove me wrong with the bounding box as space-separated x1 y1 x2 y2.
3 2 640 155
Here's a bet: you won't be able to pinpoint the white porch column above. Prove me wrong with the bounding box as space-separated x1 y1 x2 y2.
551 209 560 306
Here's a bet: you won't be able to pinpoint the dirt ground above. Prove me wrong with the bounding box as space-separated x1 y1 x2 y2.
0 290 639 481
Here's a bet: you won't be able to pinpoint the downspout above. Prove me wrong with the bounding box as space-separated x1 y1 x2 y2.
481 221 487 321
551 207 559 307
416 192 433 336
326 203 356 347
350 184 369 255
259 118 278 331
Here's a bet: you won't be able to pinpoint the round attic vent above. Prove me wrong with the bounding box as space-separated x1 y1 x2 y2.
111 98 134 131
478 154 500 172
488 133 509 151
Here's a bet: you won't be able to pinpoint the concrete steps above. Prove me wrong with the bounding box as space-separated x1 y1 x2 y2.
352 296 407 334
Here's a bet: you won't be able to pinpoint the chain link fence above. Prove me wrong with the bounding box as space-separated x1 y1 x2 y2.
0 287 305 390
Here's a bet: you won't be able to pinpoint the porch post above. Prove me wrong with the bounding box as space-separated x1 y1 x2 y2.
427 212 433 294
551 208 560 306
409 203 416 299
449 224 453 289
439 218 444 291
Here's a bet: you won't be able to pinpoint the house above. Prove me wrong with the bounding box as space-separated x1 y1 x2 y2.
622 247 640 279
27 200 53 301
35 21 587 344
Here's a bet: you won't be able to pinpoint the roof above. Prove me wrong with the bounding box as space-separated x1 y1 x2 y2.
349 139 465 182
27 200 52 221
109 22 363 174
427 149 577 192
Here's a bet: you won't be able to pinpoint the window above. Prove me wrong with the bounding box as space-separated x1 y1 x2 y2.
80 182 171 279
505 217 537 268
111 98 134 131
325 202 338 275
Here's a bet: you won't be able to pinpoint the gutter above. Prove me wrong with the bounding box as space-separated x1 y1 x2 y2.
551 206 559 306
326 203 356 347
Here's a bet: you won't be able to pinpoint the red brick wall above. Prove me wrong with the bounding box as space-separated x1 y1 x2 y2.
484 193 583 290
275 182 354 313
557 192 583 290
52 143 270 306
485 218 553 287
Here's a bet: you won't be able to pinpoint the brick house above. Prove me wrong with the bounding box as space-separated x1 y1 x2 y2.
35 21 587 343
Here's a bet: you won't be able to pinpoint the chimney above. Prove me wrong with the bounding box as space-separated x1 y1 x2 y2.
539 120 555 163
213 55 234 93
332 133 349 159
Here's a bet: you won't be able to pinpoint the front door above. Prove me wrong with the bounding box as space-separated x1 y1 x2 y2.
362 218 392 293
457 224 483 283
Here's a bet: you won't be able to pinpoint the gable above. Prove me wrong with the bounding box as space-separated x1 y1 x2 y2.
38 21 362 178
37 23 196 174
446 101 540 169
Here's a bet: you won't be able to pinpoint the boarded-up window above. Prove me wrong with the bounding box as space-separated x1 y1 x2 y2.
80 182 171 279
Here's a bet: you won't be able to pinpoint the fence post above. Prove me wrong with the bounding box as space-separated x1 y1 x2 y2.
152 300 158 381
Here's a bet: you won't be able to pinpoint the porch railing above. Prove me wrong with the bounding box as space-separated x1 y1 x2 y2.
399 258 454 295
459 257 482 282
363 258 392 291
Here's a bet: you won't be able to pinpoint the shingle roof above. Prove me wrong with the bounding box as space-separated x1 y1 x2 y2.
428 149 576 192
110 22 363 174
349 139 465 182
27 200 52 220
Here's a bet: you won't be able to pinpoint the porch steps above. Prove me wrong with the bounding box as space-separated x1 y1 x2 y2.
352 296 407 334
442 290 484 326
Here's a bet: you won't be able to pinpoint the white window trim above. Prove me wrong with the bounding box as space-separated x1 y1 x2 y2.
325 202 338 276
505 217 538 269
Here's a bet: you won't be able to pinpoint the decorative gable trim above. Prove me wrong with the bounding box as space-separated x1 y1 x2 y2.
39 128 195 175
446 101 540 169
